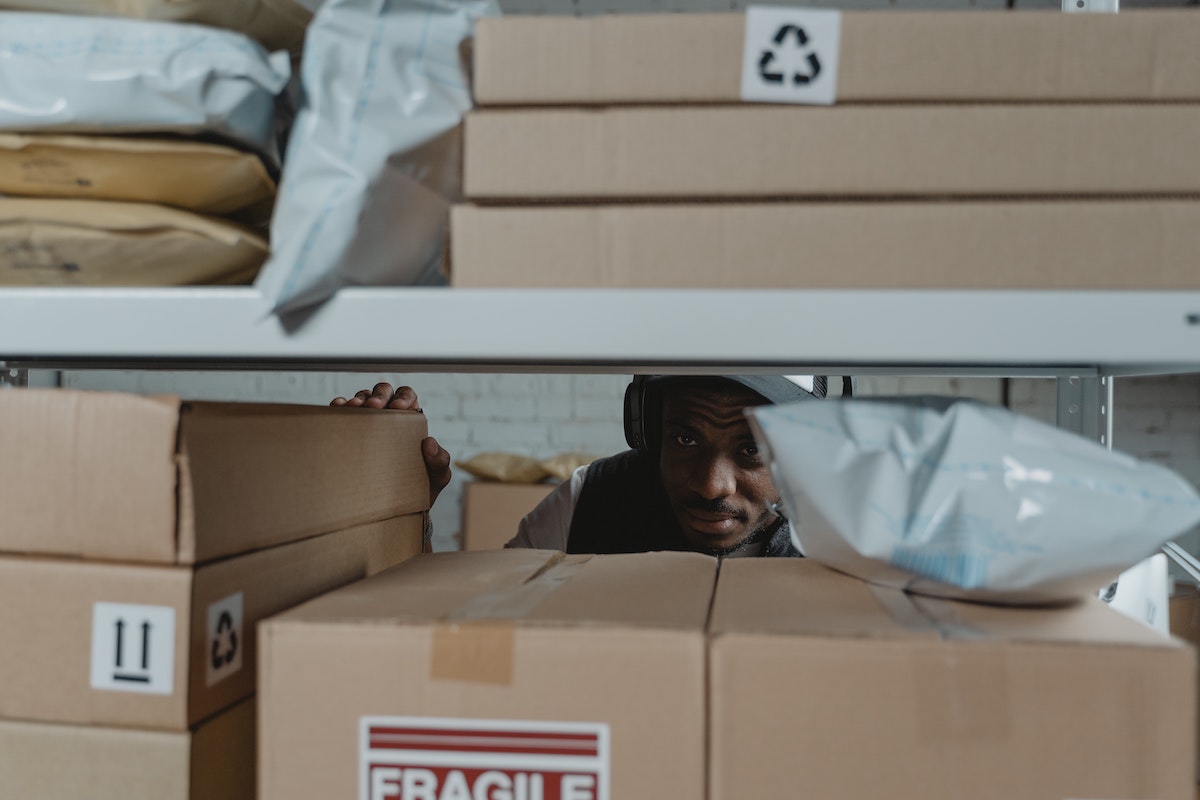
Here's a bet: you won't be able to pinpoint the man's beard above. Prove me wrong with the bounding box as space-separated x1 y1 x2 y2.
701 516 781 557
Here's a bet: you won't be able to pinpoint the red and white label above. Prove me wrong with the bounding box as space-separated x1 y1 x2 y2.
360 717 609 800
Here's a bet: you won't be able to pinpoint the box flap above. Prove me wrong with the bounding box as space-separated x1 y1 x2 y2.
713 559 1182 649
269 550 717 631
179 403 429 563
0 389 180 561
268 548 561 625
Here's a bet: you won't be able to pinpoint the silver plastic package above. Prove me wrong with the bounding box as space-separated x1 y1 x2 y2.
255 0 499 316
748 396 1200 605
0 13 292 167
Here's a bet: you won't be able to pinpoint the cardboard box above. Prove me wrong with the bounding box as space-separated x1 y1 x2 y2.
709 559 1196 800
0 389 428 563
463 105 1200 201
259 549 715 800
1171 585 1200 783
0 696 255 800
474 11 1200 105
460 481 555 550
0 512 425 730
450 200 1200 289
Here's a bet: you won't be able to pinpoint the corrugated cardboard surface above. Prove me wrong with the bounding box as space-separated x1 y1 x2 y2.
451 200 1200 289
463 105 1200 200
0 696 254 800
259 550 715 800
0 512 424 730
0 389 429 563
710 559 1195 800
474 11 1200 105
460 481 554 550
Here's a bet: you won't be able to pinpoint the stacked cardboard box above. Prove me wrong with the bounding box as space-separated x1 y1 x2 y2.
259 549 1195 800
0 388 431 799
452 10 1200 289
460 480 556 550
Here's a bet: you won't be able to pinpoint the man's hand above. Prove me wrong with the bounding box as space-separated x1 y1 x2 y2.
332 382 452 508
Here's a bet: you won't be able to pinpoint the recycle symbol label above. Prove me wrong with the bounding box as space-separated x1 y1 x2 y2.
741 7 842 105
205 591 244 687
758 24 822 87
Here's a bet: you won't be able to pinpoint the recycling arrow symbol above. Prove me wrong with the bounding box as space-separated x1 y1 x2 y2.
211 610 238 669
758 24 822 87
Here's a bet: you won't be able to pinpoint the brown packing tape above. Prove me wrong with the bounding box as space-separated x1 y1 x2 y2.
431 621 516 686
428 554 593 686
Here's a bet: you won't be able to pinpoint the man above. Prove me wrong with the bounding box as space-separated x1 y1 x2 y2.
334 375 822 557
512 375 818 557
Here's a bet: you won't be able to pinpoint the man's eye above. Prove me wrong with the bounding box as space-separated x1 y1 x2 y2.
673 434 697 447
742 444 760 458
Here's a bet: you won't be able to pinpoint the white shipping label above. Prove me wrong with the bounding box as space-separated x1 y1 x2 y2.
360 717 610 800
205 591 244 687
90 603 175 695
741 7 841 105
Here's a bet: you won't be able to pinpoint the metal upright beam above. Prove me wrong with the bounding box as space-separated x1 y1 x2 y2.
1055 375 1113 449
0 362 27 389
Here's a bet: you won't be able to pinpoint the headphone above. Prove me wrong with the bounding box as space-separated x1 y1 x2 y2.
623 374 835 454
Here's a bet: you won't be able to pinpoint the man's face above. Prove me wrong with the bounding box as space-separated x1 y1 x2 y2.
657 382 781 555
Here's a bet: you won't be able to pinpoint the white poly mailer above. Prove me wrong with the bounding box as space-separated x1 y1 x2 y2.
748 396 1200 604
255 0 499 316
0 13 292 167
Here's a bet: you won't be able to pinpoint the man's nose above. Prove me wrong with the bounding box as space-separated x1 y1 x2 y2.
689 454 737 499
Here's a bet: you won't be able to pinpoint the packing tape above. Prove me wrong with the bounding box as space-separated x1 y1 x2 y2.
431 621 517 686
428 554 593 686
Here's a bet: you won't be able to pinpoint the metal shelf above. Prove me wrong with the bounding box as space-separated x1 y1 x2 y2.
1 286 1198 376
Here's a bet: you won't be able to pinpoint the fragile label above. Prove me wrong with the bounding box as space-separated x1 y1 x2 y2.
89 602 175 695
205 591 244 687
361 717 610 800
741 6 841 105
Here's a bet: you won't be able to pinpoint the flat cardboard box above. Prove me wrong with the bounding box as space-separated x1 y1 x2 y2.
0 512 425 730
0 389 429 563
460 481 555 550
450 200 1200 289
463 105 1200 201
473 11 1200 105
0 696 255 800
709 559 1196 800
259 549 715 800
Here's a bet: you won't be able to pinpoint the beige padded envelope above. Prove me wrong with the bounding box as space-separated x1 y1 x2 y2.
0 198 268 286
0 134 276 224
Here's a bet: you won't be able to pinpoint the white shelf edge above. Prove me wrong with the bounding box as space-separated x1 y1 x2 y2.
1 286 1197 376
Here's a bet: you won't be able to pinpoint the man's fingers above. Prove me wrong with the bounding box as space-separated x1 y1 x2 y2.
422 436 452 506
360 382 394 409
388 385 421 412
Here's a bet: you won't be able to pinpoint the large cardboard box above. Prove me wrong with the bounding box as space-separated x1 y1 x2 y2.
474 11 1200 106
450 200 1200 289
460 481 555 550
463 105 1200 201
0 389 428 563
0 696 255 800
0 513 425 730
710 559 1196 800
259 550 716 800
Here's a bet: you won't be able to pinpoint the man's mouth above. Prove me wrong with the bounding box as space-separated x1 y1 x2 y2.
680 507 744 536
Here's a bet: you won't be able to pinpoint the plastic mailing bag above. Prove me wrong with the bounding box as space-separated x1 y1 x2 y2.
0 13 292 167
254 0 499 316
747 395 1200 605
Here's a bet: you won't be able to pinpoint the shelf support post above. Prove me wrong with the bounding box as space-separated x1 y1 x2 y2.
1055 375 1112 450
0 362 28 389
